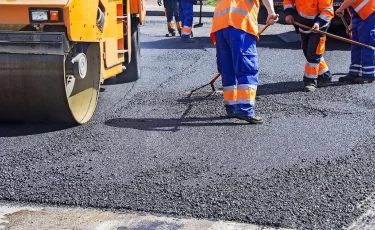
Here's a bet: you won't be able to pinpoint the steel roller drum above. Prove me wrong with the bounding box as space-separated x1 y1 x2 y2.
0 42 101 124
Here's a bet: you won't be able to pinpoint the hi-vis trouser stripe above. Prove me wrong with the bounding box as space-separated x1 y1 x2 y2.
304 58 329 79
223 85 237 105
181 26 191 36
213 6 258 26
237 84 257 105
223 84 257 105
354 0 370 12
350 64 375 76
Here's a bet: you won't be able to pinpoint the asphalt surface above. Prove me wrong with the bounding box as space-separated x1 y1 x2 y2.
1 17 375 230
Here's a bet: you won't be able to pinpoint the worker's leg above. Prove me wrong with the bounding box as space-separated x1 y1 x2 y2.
215 28 237 116
355 12 375 83
180 0 194 40
178 0 185 28
172 0 182 35
303 32 329 92
339 16 362 82
164 0 176 36
229 27 261 123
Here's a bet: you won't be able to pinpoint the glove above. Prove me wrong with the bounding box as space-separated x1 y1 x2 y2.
157 0 162 6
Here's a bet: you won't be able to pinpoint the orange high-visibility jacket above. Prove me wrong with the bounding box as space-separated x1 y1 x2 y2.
210 0 259 44
283 0 334 27
351 0 375 20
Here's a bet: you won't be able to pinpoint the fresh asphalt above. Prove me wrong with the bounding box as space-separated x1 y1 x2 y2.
1 16 375 230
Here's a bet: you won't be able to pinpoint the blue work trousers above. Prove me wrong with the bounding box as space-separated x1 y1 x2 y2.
179 0 194 38
215 27 259 117
349 10 375 78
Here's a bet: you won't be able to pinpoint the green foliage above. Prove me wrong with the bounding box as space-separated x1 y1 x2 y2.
204 0 217 6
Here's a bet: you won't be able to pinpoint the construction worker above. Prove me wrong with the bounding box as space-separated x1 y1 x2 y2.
210 0 278 124
179 0 197 42
284 0 334 92
158 0 182 36
336 0 375 84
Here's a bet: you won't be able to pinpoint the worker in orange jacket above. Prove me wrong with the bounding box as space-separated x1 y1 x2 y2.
284 0 334 92
210 0 277 124
336 0 375 83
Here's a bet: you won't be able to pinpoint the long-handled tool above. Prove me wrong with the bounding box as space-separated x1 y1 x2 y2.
185 18 278 97
193 0 203 28
293 21 375 58
340 16 351 38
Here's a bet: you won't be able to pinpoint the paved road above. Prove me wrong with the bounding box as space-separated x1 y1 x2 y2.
1 17 375 230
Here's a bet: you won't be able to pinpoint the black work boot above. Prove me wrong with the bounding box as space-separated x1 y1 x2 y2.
317 71 332 87
235 114 263 124
166 28 176 37
338 74 360 83
178 28 182 37
354 77 375 84
303 77 317 92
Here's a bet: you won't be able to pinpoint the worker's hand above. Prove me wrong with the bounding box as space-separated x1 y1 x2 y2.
311 23 320 33
266 13 279 25
285 15 294 25
335 7 345 17
157 0 162 6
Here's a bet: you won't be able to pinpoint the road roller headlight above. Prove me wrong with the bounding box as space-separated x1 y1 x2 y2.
29 9 63 23
30 11 48 21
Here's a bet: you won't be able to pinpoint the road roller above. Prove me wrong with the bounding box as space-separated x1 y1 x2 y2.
0 0 146 124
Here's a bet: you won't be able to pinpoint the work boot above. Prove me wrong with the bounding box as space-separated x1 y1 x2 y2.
178 28 182 37
166 28 176 37
338 74 360 83
317 71 332 86
234 114 263 124
303 77 317 92
165 31 176 37
354 77 375 84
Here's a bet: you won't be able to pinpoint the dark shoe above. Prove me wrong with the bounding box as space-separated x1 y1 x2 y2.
165 32 176 37
354 77 375 84
234 114 263 124
303 77 317 92
317 71 332 86
338 74 359 83
178 29 181 36
190 31 194 38
181 37 195 43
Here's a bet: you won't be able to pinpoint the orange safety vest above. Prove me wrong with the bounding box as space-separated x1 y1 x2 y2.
352 0 375 20
283 0 334 22
210 0 259 44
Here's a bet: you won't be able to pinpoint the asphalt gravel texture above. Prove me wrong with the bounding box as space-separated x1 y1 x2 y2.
1 17 375 230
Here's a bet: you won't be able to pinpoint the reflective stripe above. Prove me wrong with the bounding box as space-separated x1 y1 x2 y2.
304 73 318 79
319 14 331 22
307 62 319 68
182 26 191 35
362 66 375 69
323 6 334 11
237 99 255 105
223 85 236 91
349 69 361 73
318 67 329 75
298 11 317 20
237 84 257 90
245 0 259 13
213 7 258 26
362 70 375 74
284 4 293 10
351 64 362 68
355 0 370 12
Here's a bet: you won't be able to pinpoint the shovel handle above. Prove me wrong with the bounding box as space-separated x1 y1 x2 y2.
293 21 375 51
257 14 279 36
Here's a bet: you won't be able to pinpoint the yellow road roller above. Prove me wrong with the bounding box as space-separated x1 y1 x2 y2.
0 0 146 124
